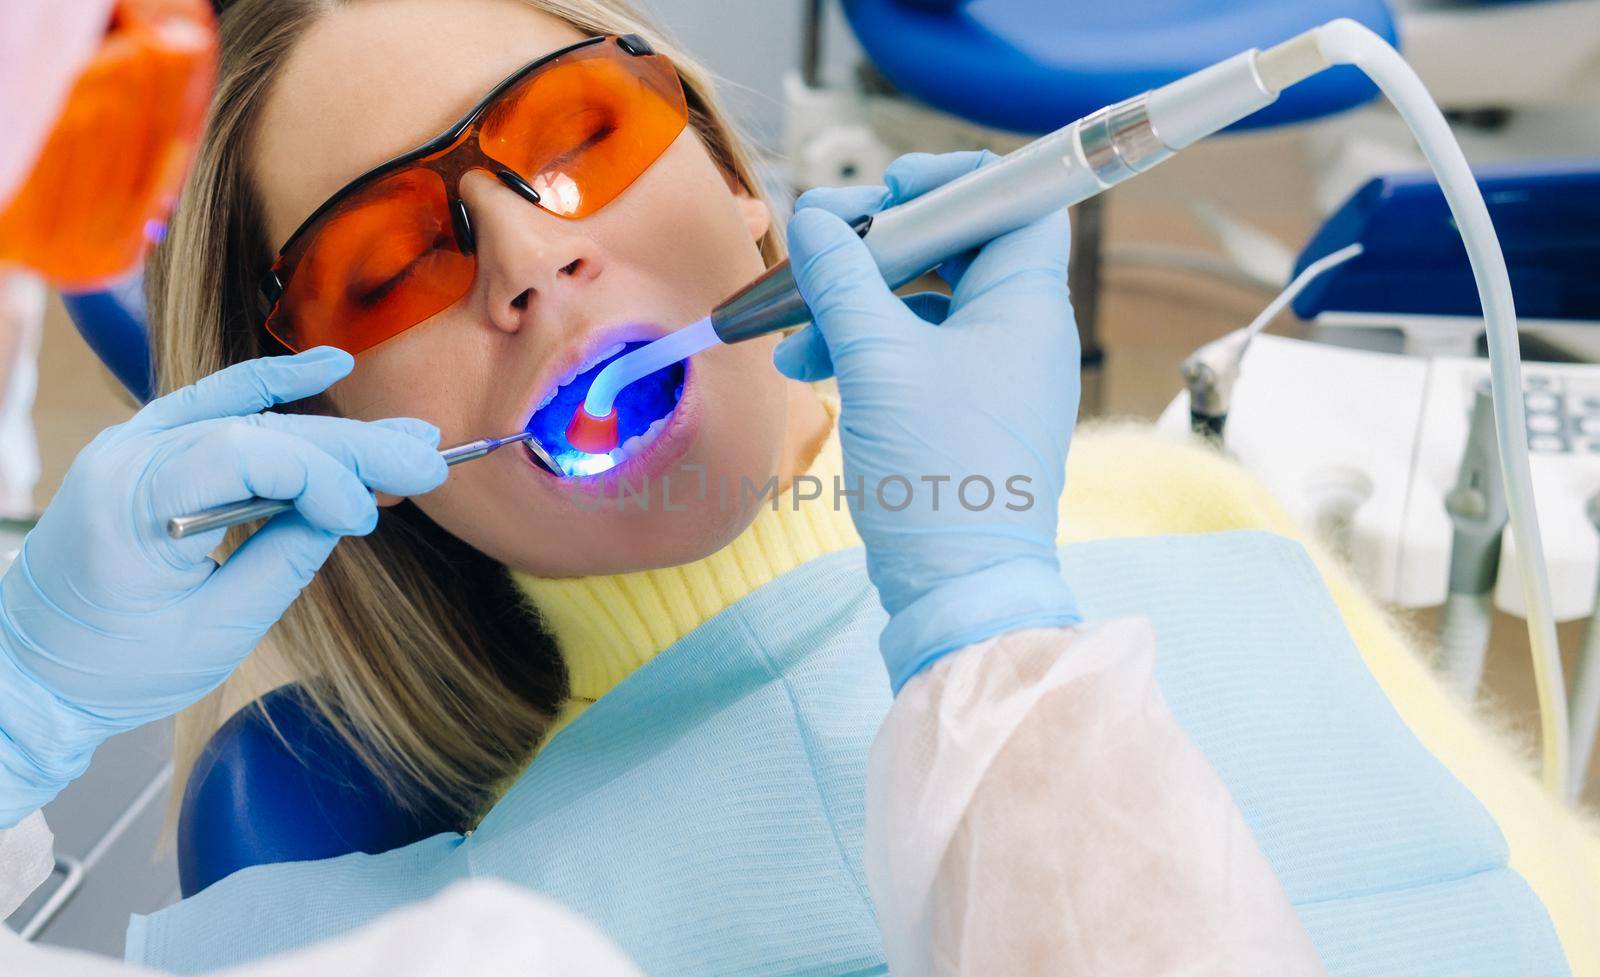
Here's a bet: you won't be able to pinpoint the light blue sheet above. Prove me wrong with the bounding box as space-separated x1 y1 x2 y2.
128 531 1569 976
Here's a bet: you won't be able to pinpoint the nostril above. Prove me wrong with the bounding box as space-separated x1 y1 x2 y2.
510 288 531 310
559 259 583 277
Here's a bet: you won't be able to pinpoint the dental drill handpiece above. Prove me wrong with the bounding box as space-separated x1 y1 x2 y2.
578 34 1329 426
712 49 1293 342
165 431 556 540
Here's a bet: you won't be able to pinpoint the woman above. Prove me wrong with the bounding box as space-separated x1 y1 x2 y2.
150 0 827 817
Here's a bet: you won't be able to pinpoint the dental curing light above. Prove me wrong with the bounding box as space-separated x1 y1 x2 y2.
528 339 687 476
575 39 1314 435
573 20 1573 797
166 430 555 539
566 407 619 455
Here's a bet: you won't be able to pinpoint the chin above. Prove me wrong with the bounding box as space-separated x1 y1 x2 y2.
505 499 751 578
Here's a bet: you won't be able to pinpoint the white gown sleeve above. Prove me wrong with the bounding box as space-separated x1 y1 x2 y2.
0 879 648 977
866 618 1327 977
1 811 53 919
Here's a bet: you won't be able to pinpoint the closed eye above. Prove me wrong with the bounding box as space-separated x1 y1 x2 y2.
543 120 617 170
349 251 427 308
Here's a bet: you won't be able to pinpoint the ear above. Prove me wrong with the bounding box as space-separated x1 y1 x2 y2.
729 179 771 242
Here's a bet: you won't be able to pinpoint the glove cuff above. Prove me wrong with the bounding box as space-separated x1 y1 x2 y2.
880 558 1081 694
0 621 98 828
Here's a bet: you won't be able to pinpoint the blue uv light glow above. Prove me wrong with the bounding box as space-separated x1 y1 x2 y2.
526 340 685 477
583 316 717 418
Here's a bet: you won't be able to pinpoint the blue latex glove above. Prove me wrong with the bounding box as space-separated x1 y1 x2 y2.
776 151 1082 693
0 348 447 826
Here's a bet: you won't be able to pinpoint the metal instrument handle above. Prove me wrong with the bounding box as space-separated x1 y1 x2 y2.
165 431 537 539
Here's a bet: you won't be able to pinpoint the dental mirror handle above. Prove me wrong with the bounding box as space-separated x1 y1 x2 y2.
165 431 542 540
711 47 1291 344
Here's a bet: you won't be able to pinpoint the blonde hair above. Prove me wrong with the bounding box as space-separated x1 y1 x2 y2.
148 0 784 821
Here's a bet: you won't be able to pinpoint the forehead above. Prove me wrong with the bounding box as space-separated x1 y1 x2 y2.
252 0 588 247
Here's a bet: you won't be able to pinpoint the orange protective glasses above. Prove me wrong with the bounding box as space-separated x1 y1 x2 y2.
260 34 688 356
0 0 217 288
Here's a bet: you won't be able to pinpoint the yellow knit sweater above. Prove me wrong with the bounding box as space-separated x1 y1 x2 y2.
514 417 1599 972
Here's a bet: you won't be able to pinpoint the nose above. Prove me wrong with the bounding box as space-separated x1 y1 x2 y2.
460 171 603 335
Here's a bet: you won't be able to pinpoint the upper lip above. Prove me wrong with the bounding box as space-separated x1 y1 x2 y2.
518 320 671 430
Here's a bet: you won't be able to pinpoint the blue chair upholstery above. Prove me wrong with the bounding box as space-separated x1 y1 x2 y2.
60 273 154 404
177 684 460 896
840 0 1398 135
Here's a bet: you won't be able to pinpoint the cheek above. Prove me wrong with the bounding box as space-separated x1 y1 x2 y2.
694 332 789 466
325 313 498 439
607 135 769 291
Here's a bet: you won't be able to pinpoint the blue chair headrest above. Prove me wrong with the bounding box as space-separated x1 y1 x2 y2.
60 272 154 404
177 684 460 897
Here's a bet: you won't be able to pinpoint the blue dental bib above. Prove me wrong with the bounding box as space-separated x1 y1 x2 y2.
128 532 1568 976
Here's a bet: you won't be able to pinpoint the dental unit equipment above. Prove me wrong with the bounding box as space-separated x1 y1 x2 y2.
571 19 1574 797
1183 242 1364 442
165 430 554 540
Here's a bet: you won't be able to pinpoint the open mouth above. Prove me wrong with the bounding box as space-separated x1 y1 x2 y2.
526 340 686 478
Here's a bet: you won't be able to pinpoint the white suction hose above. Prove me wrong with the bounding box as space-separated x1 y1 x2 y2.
1310 20 1570 796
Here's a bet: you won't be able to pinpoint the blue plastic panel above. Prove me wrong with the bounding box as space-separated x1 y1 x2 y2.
1293 160 1600 322
841 0 1396 134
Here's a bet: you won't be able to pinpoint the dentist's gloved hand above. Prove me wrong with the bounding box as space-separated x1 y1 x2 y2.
776 151 1082 693
0 347 447 825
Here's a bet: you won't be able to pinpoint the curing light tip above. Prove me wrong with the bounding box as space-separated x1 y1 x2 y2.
566 405 620 454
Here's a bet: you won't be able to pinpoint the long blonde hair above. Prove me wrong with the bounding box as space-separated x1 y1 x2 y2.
149 0 784 821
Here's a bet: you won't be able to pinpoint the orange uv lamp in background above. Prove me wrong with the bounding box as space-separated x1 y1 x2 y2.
0 0 217 289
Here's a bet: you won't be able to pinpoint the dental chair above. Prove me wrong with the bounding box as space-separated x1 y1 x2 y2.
793 0 1398 410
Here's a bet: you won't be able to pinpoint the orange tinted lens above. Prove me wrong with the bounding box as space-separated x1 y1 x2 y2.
479 49 687 218
266 168 473 354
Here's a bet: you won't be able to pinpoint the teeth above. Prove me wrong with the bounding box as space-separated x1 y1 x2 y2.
534 343 631 416
609 415 671 465
581 343 625 374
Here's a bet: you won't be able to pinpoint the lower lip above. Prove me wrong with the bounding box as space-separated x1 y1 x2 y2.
521 361 700 492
